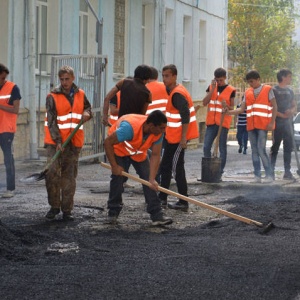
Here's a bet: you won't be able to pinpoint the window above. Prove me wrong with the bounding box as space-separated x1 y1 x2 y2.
142 4 154 65
199 20 207 81
183 16 192 81
79 0 88 54
165 9 174 64
114 0 125 76
36 0 48 72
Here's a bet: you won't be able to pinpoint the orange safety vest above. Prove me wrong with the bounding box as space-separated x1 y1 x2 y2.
108 91 121 126
0 81 18 133
108 114 162 162
44 90 85 147
165 84 199 144
206 85 235 129
146 81 168 116
245 85 274 131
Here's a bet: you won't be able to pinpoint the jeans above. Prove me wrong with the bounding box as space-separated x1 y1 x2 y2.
203 124 229 173
158 142 187 202
270 120 293 173
236 125 248 149
0 132 15 191
107 156 162 218
248 129 272 177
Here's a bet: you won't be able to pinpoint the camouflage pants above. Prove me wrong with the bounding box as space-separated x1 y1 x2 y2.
45 144 81 213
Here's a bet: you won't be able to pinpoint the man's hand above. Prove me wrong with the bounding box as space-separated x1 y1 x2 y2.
82 111 91 123
102 114 109 126
149 179 159 191
111 164 124 176
266 121 275 131
56 143 64 152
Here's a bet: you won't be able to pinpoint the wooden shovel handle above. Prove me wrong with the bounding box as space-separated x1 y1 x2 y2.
100 162 264 228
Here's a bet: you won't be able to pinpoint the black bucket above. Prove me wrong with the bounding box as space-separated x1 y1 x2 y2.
201 157 221 183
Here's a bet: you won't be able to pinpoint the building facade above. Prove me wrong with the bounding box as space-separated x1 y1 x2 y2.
0 0 228 161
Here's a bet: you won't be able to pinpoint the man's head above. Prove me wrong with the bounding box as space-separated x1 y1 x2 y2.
214 67 227 86
277 68 292 84
134 65 152 82
0 63 9 86
145 110 167 136
245 70 261 89
150 67 159 80
58 65 75 93
162 64 177 89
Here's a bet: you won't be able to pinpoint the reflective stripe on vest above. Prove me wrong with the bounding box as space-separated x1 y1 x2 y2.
245 85 273 131
165 84 199 143
206 85 235 129
0 81 17 133
108 91 121 126
108 114 162 162
146 81 168 116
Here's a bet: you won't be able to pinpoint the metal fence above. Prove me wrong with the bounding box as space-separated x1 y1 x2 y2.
50 54 108 161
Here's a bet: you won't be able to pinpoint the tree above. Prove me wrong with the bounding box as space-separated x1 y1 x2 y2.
228 0 300 86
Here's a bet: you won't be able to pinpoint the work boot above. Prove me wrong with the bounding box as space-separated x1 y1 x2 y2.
168 200 188 212
63 212 74 221
45 208 60 219
238 145 242 153
151 213 173 226
243 148 247 155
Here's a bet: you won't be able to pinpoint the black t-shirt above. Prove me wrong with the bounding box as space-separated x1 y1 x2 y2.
273 85 294 123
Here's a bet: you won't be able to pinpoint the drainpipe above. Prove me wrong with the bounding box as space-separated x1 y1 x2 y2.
28 0 38 159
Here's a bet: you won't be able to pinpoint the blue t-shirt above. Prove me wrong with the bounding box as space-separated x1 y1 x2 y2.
116 121 163 144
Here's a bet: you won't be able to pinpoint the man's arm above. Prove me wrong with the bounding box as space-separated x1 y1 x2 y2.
104 132 124 176
140 92 152 115
149 142 162 189
202 80 216 106
267 97 277 131
0 99 20 114
102 79 124 125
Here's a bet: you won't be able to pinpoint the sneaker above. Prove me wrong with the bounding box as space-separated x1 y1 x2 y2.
152 213 173 226
45 208 60 219
283 172 296 180
160 199 167 208
238 145 242 153
253 176 261 183
263 176 274 183
167 201 189 212
63 212 74 221
1 190 14 198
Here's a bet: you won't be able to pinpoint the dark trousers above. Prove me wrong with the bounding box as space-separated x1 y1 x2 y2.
158 142 187 202
107 156 162 218
0 132 15 191
270 121 293 172
236 125 248 149
45 144 80 213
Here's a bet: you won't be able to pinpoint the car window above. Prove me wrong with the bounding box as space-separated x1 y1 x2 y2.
294 114 300 123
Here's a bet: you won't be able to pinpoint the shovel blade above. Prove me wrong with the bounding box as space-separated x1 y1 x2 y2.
20 171 46 183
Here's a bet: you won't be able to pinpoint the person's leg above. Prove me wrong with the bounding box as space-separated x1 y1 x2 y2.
248 129 261 178
45 145 62 219
257 130 272 177
158 142 175 202
236 126 243 152
282 122 294 176
131 159 162 217
203 125 218 158
0 132 15 192
242 127 248 153
60 144 80 220
219 127 229 173
107 156 129 218
270 126 283 172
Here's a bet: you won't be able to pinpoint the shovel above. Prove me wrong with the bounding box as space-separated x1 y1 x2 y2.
20 119 84 183
100 162 274 233
289 118 300 176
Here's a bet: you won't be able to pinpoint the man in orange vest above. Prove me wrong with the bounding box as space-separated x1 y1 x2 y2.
0 63 21 199
44 66 93 221
202 67 236 177
158 64 199 211
227 70 277 183
104 110 172 225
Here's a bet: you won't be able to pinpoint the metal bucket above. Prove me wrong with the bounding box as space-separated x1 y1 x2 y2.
201 157 221 183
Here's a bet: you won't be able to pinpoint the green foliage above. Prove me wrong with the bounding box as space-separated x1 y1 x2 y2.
228 0 300 86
